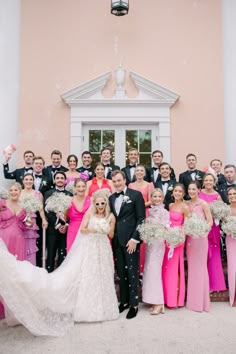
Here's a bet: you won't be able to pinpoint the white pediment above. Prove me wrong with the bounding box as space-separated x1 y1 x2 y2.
61 69 180 107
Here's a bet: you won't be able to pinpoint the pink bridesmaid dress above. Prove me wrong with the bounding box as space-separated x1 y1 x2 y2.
186 200 210 312
198 191 226 291
129 182 154 274
142 204 169 305
0 198 26 319
67 196 91 252
162 211 185 307
226 234 236 306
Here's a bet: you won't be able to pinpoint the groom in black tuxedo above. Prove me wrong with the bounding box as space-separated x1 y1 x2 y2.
110 170 145 319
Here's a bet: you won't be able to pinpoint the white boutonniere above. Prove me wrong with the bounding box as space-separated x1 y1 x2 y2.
108 167 112 172
123 195 132 204
168 185 174 192
195 173 202 181
42 180 47 186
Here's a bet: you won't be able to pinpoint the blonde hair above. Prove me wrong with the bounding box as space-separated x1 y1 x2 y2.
151 188 164 199
91 189 111 218
9 182 22 191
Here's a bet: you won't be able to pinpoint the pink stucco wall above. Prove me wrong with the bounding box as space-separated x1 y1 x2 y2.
18 0 224 173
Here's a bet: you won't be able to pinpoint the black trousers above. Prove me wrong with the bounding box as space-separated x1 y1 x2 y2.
46 225 67 273
114 242 140 307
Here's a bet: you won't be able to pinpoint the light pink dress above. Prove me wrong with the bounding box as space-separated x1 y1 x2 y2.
198 191 226 291
67 196 91 252
186 200 210 312
226 231 236 306
162 211 185 307
0 198 26 319
142 204 169 305
129 182 154 274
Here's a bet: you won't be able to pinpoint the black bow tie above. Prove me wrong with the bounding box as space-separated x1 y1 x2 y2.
115 191 124 198
25 167 33 172
153 167 159 171
161 180 170 185
104 164 110 168
227 184 236 188
128 165 136 169
189 170 197 174
55 189 65 193
35 174 42 179
52 167 59 173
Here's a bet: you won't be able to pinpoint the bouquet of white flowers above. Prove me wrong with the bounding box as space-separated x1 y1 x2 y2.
65 182 75 195
0 186 9 200
221 216 236 238
137 218 166 245
45 193 72 229
182 214 210 239
20 194 42 226
209 200 230 224
94 218 110 234
165 226 185 259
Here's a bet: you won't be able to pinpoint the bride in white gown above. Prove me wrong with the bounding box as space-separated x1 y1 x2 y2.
0 189 119 336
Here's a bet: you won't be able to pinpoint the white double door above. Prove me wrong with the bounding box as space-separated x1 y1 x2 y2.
83 124 159 168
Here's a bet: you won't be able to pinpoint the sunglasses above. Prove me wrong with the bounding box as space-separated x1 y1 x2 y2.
95 202 106 207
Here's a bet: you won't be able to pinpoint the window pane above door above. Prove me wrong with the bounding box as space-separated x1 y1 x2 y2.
89 129 115 166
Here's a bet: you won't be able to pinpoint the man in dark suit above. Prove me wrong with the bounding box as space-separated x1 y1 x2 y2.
155 162 176 209
218 164 236 204
179 153 204 199
44 171 73 272
77 151 94 180
148 150 176 185
109 170 145 319
100 147 120 179
45 150 68 187
3 150 34 184
121 148 149 185
210 158 226 188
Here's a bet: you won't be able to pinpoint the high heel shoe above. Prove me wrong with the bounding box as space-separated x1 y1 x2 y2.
150 305 165 315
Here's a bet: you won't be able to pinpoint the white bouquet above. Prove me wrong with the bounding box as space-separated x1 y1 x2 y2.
165 226 185 259
182 214 210 239
0 186 9 200
209 200 230 224
65 181 75 195
20 194 42 227
45 192 72 228
94 218 110 234
221 216 236 238
137 218 166 245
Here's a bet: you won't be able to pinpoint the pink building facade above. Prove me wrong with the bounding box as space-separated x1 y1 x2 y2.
1 0 236 184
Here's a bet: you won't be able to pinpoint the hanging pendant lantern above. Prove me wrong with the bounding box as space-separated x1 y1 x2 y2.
111 0 129 16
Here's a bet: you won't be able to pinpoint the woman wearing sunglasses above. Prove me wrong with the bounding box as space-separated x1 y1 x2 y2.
0 189 118 336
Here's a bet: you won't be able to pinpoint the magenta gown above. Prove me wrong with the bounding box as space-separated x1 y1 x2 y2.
162 211 185 307
0 198 26 319
129 182 154 274
198 191 226 291
67 196 91 252
186 200 210 312
226 234 236 306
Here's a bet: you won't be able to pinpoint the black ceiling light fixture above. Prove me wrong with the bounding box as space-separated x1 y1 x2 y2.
111 1 129 16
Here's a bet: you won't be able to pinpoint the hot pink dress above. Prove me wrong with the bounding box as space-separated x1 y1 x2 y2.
186 200 210 312
129 182 154 274
162 211 185 307
0 198 26 319
67 196 91 252
198 191 226 291
226 225 236 306
142 204 169 305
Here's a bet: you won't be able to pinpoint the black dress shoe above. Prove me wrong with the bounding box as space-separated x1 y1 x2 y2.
119 303 129 313
126 307 138 319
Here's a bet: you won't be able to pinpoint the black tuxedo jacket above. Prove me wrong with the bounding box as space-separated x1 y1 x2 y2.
109 188 145 247
148 167 176 186
216 173 226 188
34 172 52 196
121 166 150 185
77 166 94 180
217 182 236 204
104 164 120 180
44 188 72 225
45 165 68 186
179 170 204 198
155 180 176 210
3 163 33 184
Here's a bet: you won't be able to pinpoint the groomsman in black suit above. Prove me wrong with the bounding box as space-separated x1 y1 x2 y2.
3 150 34 184
218 164 236 204
149 150 176 185
121 148 149 185
45 150 68 187
44 171 73 273
210 159 226 188
155 162 176 209
100 147 120 179
77 151 94 180
179 153 204 199
109 170 145 319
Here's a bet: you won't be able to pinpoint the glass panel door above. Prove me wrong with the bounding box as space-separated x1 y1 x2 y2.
88 129 115 165
126 129 152 167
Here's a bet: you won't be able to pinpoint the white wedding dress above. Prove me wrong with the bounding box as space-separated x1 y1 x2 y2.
0 215 119 336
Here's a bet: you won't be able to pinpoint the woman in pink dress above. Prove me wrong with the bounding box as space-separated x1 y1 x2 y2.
186 181 213 312
198 173 226 292
129 164 154 274
142 189 169 314
65 154 89 188
0 182 26 319
21 174 48 265
86 163 114 197
225 187 236 306
162 183 189 308
67 178 91 252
